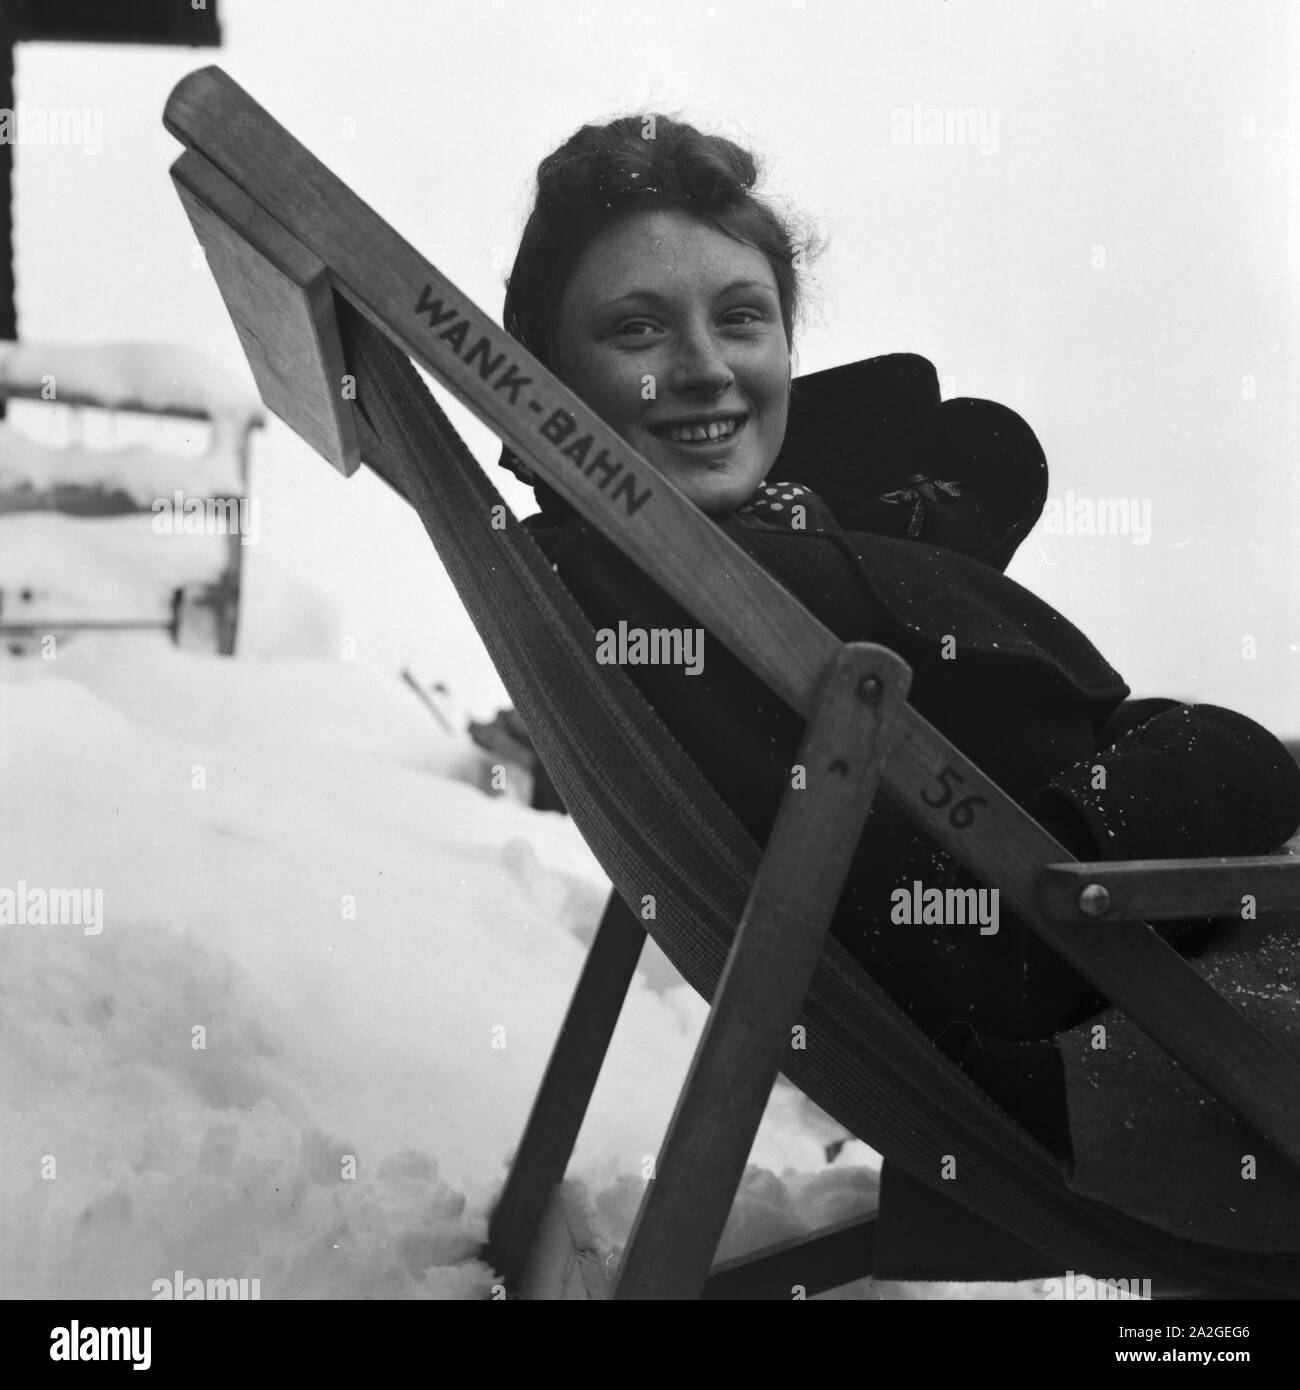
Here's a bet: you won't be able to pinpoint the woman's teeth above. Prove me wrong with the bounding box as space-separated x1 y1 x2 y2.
660 417 741 444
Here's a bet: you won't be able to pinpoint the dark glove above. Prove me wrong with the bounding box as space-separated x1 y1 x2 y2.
1024 701 1300 863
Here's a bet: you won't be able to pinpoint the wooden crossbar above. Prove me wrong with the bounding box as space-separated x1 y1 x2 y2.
1039 855 1300 924
701 1216 877 1300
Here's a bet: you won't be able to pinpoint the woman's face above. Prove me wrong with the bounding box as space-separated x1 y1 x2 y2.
552 207 791 516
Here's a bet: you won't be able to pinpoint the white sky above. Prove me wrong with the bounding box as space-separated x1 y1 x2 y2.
13 0 1300 733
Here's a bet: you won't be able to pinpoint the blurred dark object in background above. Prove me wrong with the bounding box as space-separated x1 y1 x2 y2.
469 706 567 814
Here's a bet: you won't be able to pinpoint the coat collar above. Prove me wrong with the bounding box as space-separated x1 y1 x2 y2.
774 353 1047 572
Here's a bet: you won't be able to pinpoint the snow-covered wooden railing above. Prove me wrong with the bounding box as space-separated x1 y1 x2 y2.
0 341 264 654
0 341 263 501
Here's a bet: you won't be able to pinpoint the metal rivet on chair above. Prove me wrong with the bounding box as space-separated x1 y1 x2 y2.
858 676 882 701
1077 883 1111 918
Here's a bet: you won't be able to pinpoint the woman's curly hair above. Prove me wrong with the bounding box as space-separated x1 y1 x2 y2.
503 113 810 377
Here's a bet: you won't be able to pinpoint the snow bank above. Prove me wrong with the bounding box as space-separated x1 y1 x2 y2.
1 920 493 1300
0 641 1056 1299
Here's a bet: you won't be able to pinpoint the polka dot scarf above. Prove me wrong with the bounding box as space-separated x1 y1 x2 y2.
736 480 839 532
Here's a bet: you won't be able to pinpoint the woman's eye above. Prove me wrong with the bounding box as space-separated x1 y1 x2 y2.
612 320 659 338
722 308 767 328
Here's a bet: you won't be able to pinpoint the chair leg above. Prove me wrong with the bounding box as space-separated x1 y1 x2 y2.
485 889 644 1289
611 643 911 1299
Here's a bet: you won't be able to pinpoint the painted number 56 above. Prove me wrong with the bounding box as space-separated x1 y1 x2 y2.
920 765 987 830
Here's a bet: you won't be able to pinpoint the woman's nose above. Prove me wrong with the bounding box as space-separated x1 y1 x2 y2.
669 327 734 396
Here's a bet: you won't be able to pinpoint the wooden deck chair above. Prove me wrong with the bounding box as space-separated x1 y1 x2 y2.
164 66 1300 1300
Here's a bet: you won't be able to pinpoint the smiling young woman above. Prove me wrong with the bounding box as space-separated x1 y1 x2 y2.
495 114 1300 1188
549 207 791 517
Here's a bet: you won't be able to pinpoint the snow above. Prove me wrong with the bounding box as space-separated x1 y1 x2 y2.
0 342 262 438
0 634 1056 1301
0 426 244 505
0 513 228 627
0 342 260 511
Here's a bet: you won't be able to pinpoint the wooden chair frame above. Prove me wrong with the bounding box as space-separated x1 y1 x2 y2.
163 66 1300 1299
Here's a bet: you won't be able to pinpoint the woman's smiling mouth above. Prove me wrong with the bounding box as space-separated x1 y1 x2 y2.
650 413 748 447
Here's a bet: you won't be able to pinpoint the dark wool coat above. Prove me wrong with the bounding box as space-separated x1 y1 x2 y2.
524 495 1300 1048
517 357 1300 1261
